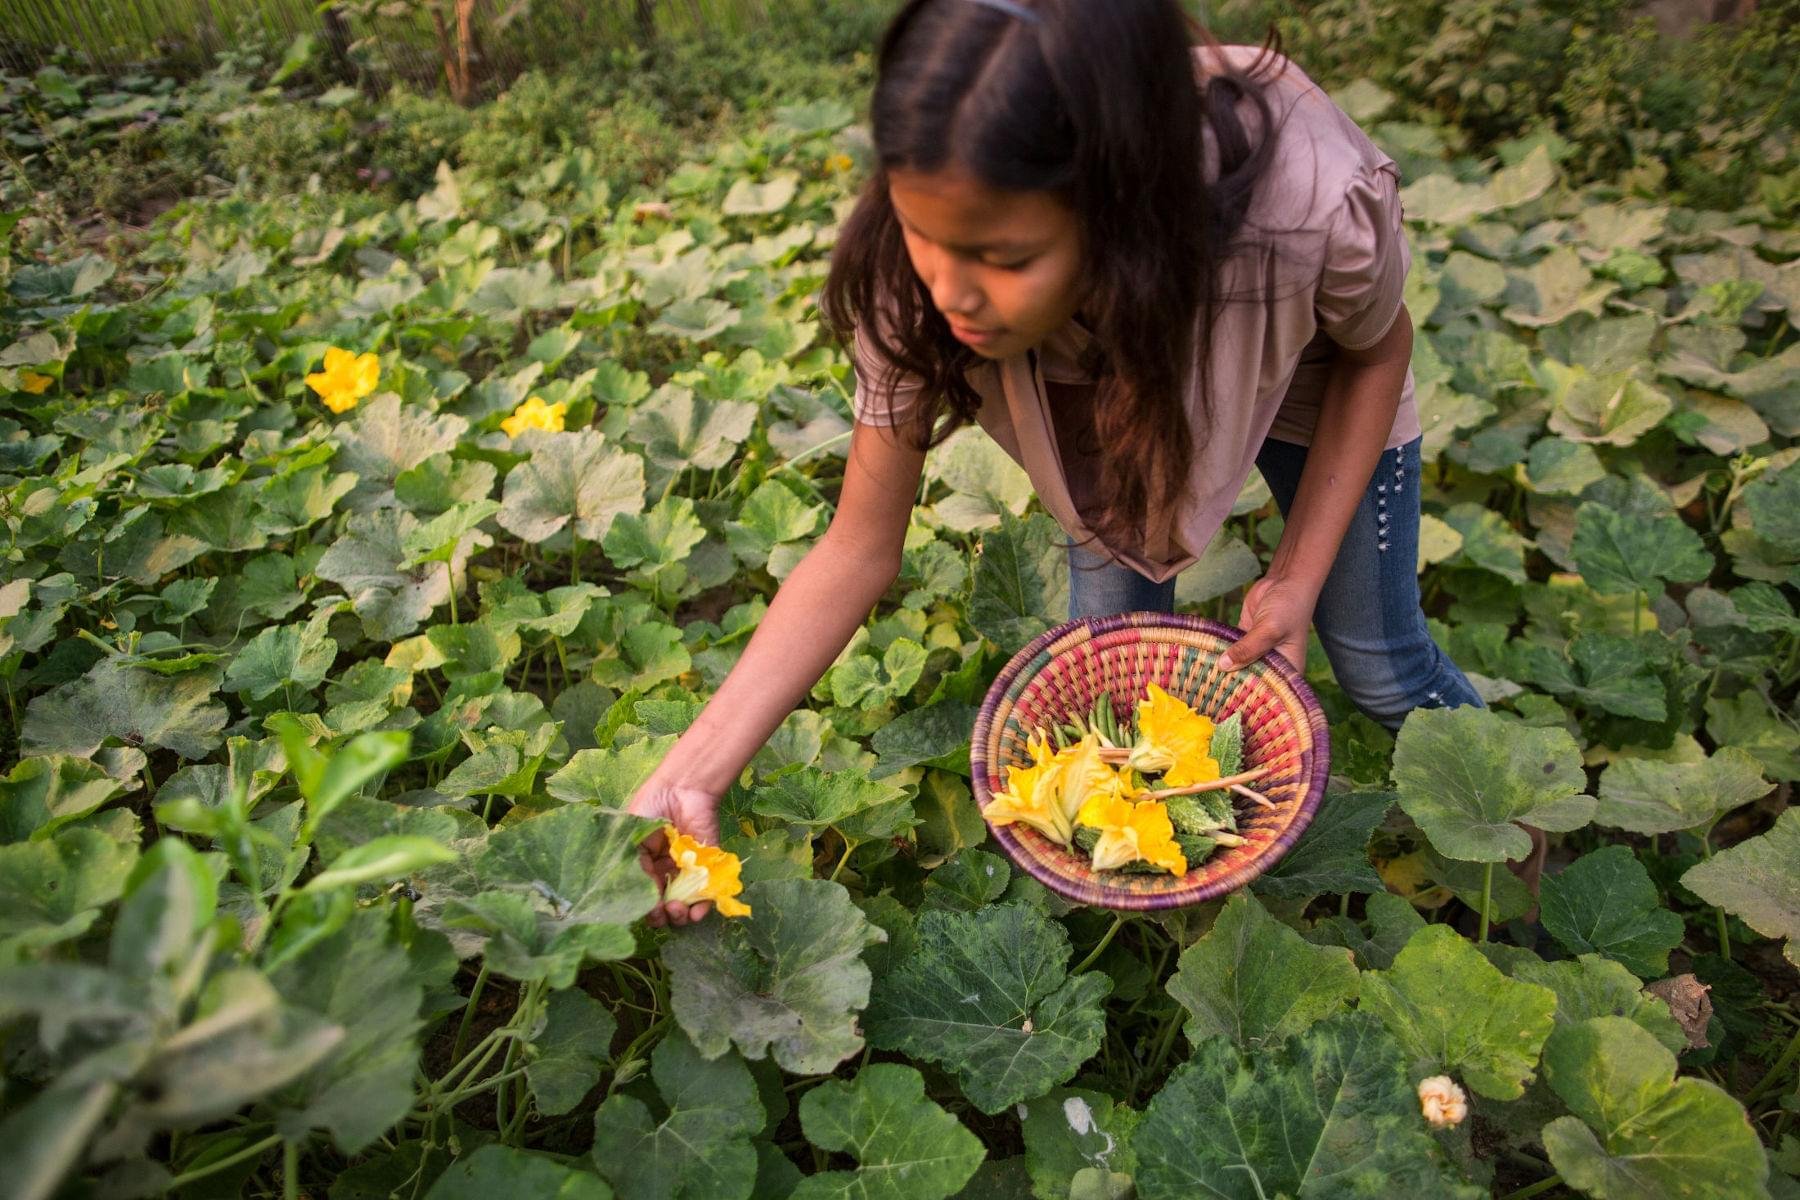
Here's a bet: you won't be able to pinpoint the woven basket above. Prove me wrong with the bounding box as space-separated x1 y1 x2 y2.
970 613 1331 911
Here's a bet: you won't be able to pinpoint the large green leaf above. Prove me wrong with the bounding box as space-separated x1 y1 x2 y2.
1167 893 1359 1051
792 1064 986 1200
1250 789 1389 900
497 429 645 544
225 610 338 700
1018 1088 1139 1200
1539 846 1685 978
863 901 1111 1114
1571 503 1714 597
1541 1017 1768 1200
750 765 909 832
1595 747 1769 834
527 988 616 1117
267 907 454 1152
428 1145 612 1200
968 511 1069 653
591 1032 762 1200
1682 808 1800 969
1357 924 1556 1100
1508 954 1685 1055
332 393 467 511
0 754 127 843
0 828 138 951
22 658 227 761
664 878 883 1073
1135 1012 1480 1199
1391 706 1592 862
316 508 464 640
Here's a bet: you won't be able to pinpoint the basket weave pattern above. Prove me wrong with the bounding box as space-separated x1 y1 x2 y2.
970 613 1331 911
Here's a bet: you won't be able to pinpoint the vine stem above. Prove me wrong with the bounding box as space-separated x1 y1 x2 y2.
1700 836 1732 962
1477 862 1494 943
1072 914 1127 975
166 1133 284 1189
449 963 491 1069
1500 1174 1562 1200
1746 1020 1800 1105
283 1140 299 1200
829 835 859 883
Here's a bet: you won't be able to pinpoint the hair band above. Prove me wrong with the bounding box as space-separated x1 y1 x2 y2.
961 0 1042 25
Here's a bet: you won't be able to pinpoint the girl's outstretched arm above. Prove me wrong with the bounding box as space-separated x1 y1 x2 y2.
630 418 928 924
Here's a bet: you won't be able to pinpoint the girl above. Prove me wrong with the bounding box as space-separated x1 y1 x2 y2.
631 0 1484 923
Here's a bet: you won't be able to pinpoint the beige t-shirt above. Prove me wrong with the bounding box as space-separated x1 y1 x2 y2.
851 47 1420 584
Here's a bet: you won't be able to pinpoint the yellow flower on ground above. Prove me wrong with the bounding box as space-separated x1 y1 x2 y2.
662 826 751 917
1128 682 1220 787
825 153 855 174
1417 1075 1469 1128
986 733 1071 845
306 347 380 414
1076 793 1188 876
500 394 567 439
19 371 53 395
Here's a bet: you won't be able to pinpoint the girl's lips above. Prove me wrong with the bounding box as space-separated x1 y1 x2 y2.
950 322 1002 346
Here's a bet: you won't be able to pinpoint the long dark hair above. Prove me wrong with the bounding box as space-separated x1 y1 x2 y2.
821 0 1282 556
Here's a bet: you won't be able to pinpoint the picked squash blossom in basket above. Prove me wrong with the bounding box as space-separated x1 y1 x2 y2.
660 825 752 917
1000 684 1254 878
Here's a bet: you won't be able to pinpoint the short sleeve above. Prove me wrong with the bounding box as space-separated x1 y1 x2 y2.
1313 162 1410 351
850 323 928 428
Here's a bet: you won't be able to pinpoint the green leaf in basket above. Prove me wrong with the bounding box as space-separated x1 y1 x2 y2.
1208 711 1243 778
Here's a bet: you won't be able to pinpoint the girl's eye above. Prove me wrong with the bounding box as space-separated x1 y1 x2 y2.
986 257 1036 271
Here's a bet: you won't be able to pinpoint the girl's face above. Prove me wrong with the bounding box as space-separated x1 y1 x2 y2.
887 167 1083 359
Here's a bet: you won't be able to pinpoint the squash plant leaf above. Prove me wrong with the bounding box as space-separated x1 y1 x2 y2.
497 429 645 545
1541 1017 1768 1200
591 1031 762 1200
1017 1088 1138 1200
1134 1012 1482 1200
22 658 228 761
331 394 467 511
863 901 1111 1114
527 987 616 1118
1250 789 1390 900
1508 954 1686 1055
750 765 909 833
968 511 1070 653
267 907 456 1153
793 1064 985 1200
470 804 660 947
1392 706 1592 862
1357 924 1557 1100
0 754 128 842
664 878 883 1074
1681 808 1800 969
0 828 138 954
1167 893 1359 1051
317 509 463 640
427 1145 612 1200
1570 503 1714 597
1539 846 1686 978
1595 747 1769 834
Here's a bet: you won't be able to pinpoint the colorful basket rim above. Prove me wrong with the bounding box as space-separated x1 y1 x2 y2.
969 611 1332 911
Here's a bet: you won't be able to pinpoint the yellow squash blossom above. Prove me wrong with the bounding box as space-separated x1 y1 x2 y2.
824 153 855 174
306 347 380 414
1127 682 1220 787
662 826 751 917
500 394 567 439
19 371 53 395
986 733 1071 845
1076 793 1188 876
1052 733 1132 825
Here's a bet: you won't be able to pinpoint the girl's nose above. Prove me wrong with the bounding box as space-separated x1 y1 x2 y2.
923 247 982 319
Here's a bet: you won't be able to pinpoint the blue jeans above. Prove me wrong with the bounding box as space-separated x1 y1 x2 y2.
1066 435 1484 731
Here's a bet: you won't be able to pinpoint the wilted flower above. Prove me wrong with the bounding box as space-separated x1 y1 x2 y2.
1418 1075 1468 1128
19 371 53 395
1127 683 1220 787
662 826 751 918
500 394 567 439
986 733 1071 845
1076 793 1187 876
306 347 380 414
